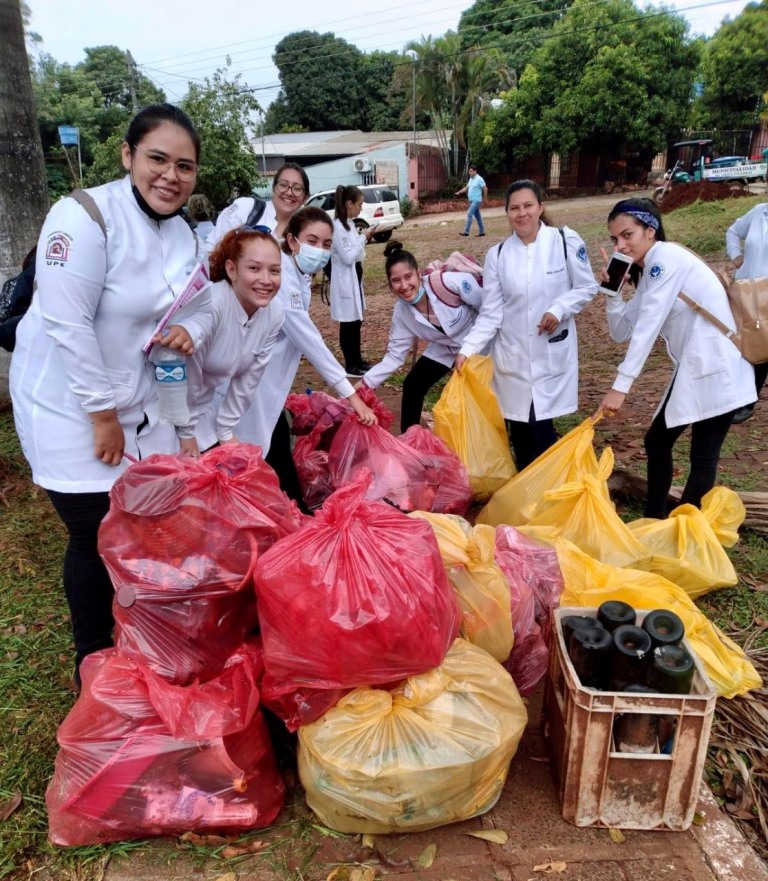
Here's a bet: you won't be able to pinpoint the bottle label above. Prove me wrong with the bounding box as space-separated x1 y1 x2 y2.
154 363 186 383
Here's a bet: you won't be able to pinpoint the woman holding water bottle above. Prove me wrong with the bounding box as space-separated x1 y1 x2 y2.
10 104 212 688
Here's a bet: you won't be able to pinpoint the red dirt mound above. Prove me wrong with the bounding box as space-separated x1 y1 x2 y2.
659 180 752 213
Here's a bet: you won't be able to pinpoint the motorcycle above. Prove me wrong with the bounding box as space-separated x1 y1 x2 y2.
652 159 692 203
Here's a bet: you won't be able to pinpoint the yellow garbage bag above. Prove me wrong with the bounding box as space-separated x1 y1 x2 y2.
628 503 737 599
557 539 761 699
433 354 515 500
477 416 602 527
700 487 746 548
410 512 514 662
519 448 652 570
298 638 528 833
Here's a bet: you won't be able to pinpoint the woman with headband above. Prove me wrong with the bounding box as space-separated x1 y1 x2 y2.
596 197 755 519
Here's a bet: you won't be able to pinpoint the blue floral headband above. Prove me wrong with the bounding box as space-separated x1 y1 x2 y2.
622 208 659 231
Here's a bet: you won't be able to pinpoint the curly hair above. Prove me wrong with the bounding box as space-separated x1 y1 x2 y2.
209 229 281 283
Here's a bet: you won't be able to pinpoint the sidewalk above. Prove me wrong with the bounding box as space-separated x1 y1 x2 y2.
103 687 768 881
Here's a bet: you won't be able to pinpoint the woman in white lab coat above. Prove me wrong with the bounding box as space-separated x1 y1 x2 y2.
230 207 376 511
358 241 488 432
330 184 375 374
725 202 768 422
456 179 598 470
10 104 212 684
179 229 285 456
206 162 309 250
597 197 756 518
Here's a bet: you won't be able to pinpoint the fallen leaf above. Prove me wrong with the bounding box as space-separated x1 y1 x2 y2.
417 843 437 868
361 833 376 849
220 840 266 859
349 867 377 881
692 811 706 826
608 828 626 844
465 829 509 844
213 874 237 881
0 791 22 822
533 861 567 874
180 831 232 846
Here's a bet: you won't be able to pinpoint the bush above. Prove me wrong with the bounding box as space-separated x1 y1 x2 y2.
400 195 415 219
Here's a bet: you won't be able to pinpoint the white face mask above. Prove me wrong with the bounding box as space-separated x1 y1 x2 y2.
295 242 330 274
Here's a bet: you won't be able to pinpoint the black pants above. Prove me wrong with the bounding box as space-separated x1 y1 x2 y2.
505 403 558 471
401 355 452 433
265 409 311 515
643 397 735 519
755 361 768 398
339 320 363 371
46 490 114 671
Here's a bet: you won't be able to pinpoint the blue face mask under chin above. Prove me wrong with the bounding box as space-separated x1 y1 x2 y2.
410 286 426 305
295 242 330 275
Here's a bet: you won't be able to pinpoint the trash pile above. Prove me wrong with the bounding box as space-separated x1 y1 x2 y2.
46 358 761 845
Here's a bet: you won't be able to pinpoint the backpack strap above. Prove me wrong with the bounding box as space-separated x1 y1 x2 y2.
69 189 107 237
677 291 738 341
243 196 267 230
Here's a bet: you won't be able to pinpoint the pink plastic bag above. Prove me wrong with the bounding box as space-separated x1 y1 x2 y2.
254 474 460 728
47 643 285 846
100 445 305 684
286 390 351 438
400 426 473 515
293 426 334 511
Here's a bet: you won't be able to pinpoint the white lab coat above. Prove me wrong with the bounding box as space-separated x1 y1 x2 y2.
184 280 285 450
726 203 768 280
330 218 366 322
363 272 484 388
205 197 278 253
10 176 213 493
459 224 599 421
229 252 355 452
607 240 756 427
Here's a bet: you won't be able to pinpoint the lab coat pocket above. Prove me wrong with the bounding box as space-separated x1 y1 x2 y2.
685 339 728 380
104 368 136 411
546 328 571 377
493 341 524 378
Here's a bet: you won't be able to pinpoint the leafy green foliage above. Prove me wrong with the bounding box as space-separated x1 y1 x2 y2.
693 0 768 130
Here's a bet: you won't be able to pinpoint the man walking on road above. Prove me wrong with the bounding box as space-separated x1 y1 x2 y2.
456 165 487 237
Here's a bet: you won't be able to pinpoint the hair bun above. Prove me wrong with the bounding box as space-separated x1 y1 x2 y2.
383 240 404 258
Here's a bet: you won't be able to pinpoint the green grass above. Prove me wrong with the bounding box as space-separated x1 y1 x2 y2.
664 195 766 258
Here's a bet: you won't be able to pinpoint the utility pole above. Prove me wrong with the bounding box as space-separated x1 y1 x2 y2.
126 50 138 113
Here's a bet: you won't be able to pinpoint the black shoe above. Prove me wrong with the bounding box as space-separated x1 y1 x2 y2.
345 366 366 377
357 359 372 371
731 404 755 424
459 232 469 236
476 233 486 237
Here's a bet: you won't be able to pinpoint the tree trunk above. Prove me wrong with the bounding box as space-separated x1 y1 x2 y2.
0 0 49 285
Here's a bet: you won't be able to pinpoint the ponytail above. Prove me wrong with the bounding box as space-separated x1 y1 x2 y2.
334 184 363 231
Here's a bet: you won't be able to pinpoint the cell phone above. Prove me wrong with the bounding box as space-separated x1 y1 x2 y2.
599 252 633 296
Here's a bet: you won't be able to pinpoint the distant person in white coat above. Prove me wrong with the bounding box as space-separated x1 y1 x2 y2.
358 241 491 432
206 162 309 250
725 201 768 423
330 184 376 375
229 207 377 511
597 197 756 518
455 179 598 470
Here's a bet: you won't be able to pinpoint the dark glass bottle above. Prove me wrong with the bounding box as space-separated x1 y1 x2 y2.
648 645 695 695
609 625 652 691
569 625 613 690
562 615 599 653
614 684 658 753
642 609 685 649
597 600 636 633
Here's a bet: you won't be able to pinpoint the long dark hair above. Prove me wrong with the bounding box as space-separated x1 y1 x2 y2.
383 240 419 279
334 184 363 231
608 197 667 283
125 103 201 161
505 179 551 226
282 207 334 255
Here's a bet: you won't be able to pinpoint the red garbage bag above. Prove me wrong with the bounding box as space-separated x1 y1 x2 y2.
47 643 285 846
100 445 305 684
400 426 473 515
293 426 334 511
254 473 460 728
286 390 351 440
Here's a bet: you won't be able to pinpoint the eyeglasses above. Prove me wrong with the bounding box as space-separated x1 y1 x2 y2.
274 179 306 196
132 145 199 181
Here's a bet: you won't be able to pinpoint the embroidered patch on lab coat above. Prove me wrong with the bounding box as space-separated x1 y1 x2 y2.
289 291 303 310
45 231 72 266
649 263 665 280
577 245 588 264
462 280 472 293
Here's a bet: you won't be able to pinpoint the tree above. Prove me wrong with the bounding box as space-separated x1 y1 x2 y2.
180 66 262 209
694 1 768 131
473 0 699 172
0 0 49 283
359 51 409 132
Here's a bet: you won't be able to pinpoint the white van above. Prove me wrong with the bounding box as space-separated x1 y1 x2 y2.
304 184 404 243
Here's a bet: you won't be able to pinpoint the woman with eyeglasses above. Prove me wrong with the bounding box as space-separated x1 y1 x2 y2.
10 103 213 688
206 162 309 250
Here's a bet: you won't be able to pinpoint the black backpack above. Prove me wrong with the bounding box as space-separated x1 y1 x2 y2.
0 190 107 352
243 196 267 229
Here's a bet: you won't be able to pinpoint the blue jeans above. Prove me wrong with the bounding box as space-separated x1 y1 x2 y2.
464 200 484 234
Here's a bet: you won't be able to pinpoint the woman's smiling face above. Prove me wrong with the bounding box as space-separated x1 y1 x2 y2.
608 215 657 267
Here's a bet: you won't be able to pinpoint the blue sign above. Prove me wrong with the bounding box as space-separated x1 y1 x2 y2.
58 125 79 146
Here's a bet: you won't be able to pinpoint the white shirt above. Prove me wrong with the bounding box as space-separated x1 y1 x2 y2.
10 176 213 492
607 240 756 427
726 203 768 280
230 252 355 452
205 197 278 253
184 280 285 450
363 272 483 388
459 224 598 421
329 218 366 323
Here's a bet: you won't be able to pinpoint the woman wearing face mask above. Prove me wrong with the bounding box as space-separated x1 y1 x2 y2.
10 103 212 685
179 229 285 457
597 197 756 518
455 179 598 470
229 207 377 510
356 241 485 433
206 162 309 249
330 184 375 375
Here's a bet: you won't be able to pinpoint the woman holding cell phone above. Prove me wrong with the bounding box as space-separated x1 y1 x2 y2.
596 197 755 518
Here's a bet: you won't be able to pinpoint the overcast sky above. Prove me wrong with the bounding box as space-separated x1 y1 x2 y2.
28 0 751 110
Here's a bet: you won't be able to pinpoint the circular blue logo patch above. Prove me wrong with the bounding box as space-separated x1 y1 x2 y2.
649 263 665 280
462 280 472 293
577 245 588 264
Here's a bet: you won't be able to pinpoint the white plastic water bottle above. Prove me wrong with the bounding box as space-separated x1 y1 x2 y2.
151 345 190 426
